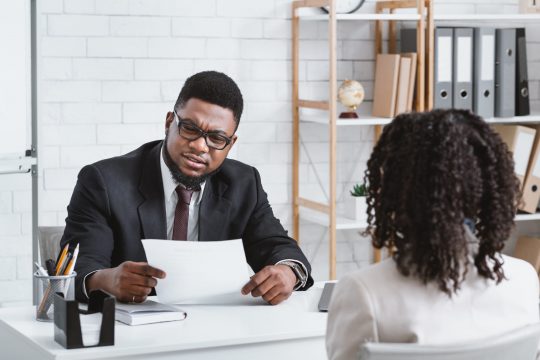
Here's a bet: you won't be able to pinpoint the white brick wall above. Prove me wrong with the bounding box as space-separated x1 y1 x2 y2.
111 17 171 37
48 15 109 36
0 0 539 305
73 58 133 80
88 37 148 58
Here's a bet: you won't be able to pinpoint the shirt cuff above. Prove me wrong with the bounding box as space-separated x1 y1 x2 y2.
82 270 99 299
276 259 308 290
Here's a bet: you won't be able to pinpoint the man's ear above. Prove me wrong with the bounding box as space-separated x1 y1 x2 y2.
165 111 174 133
230 134 238 148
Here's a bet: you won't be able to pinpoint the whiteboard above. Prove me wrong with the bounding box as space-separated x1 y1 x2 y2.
0 0 31 159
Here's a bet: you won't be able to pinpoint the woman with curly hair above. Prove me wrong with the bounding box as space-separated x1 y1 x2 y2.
326 109 539 360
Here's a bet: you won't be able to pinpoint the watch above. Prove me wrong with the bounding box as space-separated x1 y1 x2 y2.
321 0 366 14
280 261 308 289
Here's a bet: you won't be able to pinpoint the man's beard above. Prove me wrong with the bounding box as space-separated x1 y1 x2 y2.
162 133 218 189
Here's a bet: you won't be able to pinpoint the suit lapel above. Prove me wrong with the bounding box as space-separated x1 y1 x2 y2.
138 142 167 240
199 173 231 242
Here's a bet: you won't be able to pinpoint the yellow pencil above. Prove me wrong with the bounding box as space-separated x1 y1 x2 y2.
63 244 79 275
54 243 70 275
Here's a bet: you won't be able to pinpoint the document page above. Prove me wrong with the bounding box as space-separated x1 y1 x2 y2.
142 239 255 304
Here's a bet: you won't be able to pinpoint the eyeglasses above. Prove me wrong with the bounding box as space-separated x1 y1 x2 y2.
173 110 233 150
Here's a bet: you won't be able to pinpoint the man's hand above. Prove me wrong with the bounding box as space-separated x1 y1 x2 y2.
87 261 166 303
241 264 297 305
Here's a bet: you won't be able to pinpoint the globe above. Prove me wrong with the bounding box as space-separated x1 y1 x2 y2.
337 79 365 118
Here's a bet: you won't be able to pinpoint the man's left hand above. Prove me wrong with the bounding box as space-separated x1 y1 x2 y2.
241 265 297 305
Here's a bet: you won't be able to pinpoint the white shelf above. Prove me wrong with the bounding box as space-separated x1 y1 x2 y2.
485 114 540 124
300 208 367 230
299 13 421 21
434 14 540 21
300 113 540 126
299 13 540 22
515 213 540 221
300 113 392 126
300 13 540 22
301 208 540 230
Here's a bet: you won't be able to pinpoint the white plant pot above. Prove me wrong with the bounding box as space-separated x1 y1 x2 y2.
345 196 368 221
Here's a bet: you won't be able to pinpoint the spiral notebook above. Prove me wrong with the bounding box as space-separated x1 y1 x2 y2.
115 300 187 326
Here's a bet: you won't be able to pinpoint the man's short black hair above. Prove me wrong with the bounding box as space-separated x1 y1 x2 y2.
175 71 244 129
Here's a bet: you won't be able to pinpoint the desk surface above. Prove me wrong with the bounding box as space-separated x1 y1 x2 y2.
0 284 327 360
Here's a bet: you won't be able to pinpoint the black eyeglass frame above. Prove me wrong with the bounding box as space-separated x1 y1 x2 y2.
172 110 234 151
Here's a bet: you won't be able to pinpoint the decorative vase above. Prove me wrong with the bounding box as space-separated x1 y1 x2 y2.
345 196 368 221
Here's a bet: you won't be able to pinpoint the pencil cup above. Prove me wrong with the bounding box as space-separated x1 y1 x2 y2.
34 271 76 322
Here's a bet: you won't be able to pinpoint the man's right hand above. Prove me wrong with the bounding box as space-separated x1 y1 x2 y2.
86 261 166 303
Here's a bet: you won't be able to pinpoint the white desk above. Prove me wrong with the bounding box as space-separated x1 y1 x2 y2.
0 285 327 360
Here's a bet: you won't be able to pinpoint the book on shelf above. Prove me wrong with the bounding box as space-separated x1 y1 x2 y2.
493 124 536 193
115 300 187 326
372 52 417 118
402 52 417 113
372 54 400 118
513 236 540 280
520 127 540 213
394 56 412 115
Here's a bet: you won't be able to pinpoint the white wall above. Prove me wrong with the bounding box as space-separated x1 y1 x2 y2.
0 0 539 306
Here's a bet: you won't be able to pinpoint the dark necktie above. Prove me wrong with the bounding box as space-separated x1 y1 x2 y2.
172 186 194 240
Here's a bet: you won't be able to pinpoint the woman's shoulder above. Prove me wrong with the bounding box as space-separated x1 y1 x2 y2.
337 258 401 290
500 254 538 278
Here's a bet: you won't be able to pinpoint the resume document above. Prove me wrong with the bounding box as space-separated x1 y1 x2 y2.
142 239 261 305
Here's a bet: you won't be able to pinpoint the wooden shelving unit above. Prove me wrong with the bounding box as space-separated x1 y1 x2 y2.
292 0 540 280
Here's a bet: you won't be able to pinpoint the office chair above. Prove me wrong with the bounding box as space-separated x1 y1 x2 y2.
359 322 540 360
38 226 65 265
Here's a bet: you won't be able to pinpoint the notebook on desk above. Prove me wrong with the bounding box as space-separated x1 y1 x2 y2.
115 300 187 326
318 282 336 312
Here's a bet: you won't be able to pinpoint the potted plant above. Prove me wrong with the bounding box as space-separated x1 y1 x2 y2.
346 183 368 221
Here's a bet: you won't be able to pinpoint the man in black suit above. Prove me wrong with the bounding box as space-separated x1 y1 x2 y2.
60 71 313 304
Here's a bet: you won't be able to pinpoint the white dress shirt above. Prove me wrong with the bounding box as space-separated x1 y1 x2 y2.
159 147 204 241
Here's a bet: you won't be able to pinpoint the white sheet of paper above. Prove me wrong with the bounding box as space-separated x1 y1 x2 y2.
80 313 102 347
142 239 254 304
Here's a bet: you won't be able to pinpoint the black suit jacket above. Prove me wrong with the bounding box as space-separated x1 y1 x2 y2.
60 140 313 301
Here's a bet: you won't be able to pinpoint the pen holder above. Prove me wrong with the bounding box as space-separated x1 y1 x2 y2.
34 271 76 321
54 290 115 349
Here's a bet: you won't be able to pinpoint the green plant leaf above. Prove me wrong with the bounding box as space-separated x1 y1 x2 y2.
350 183 367 196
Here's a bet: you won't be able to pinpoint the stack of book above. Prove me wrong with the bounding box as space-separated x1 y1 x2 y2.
372 53 417 118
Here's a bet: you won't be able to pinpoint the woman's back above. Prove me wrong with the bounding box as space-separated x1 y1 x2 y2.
325 110 540 360
326 253 539 360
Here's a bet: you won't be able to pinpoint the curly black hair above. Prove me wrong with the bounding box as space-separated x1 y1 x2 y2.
175 71 244 129
364 109 520 295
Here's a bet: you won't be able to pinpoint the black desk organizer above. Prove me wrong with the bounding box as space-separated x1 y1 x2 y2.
54 290 115 349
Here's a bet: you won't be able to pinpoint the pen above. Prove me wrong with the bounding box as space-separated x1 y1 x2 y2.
57 252 72 276
62 244 79 295
63 244 79 275
54 243 70 275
